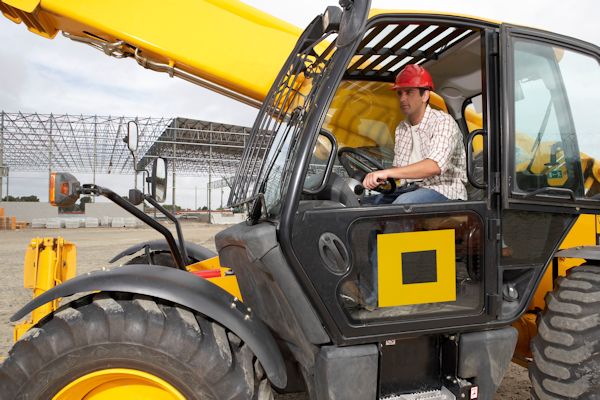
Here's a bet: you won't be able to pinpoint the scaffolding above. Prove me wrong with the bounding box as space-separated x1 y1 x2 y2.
0 111 251 206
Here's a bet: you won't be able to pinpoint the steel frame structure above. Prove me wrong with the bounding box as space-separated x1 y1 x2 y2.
135 117 250 176
0 112 249 175
0 111 251 204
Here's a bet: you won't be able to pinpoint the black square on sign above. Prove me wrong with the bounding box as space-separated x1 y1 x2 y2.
402 250 437 284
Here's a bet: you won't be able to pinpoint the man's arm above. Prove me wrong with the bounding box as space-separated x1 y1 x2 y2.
362 159 441 190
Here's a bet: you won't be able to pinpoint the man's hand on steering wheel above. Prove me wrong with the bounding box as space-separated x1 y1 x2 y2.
363 170 391 190
337 147 397 194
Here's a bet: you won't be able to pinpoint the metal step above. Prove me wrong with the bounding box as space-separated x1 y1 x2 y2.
381 386 456 400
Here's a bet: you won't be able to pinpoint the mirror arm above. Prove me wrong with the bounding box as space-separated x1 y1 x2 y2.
144 193 190 265
142 170 150 195
133 168 149 196
82 184 186 270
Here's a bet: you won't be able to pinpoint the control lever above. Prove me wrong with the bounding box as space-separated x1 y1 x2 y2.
354 183 365 195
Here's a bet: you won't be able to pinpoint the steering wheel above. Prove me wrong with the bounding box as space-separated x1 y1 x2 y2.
338 147 396 195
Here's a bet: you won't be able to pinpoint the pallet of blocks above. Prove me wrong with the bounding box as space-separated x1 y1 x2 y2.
0 208 21 230
15 221 29 230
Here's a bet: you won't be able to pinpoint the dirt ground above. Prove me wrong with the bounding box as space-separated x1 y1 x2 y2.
0 223 530 399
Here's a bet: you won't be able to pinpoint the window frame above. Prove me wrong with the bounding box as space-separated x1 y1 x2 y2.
501 24 600 213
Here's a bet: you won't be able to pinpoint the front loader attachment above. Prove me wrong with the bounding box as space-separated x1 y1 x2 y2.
14 237 76 341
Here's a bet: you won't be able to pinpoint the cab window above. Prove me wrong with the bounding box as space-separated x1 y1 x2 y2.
511 38 600 200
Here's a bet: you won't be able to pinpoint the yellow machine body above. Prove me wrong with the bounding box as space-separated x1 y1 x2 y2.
4 0 600 373
0 0 301 107
186 256 243 301
14 239 242 342
512 214 600 365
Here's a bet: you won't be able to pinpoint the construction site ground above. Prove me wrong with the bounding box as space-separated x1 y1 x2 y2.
0 223 528 399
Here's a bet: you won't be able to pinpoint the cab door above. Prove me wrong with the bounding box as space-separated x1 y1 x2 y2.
496 25 600 322
501 24 600 211
284 16 502 343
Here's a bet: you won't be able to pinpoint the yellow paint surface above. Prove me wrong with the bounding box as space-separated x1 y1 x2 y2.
53 368 185 400
378 229 456 307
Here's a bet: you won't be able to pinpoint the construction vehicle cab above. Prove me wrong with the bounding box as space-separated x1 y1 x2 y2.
3 1 600 399
223 2 600 398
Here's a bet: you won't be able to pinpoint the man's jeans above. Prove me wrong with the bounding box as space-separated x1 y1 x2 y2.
362 188 449 308
392 187 449 204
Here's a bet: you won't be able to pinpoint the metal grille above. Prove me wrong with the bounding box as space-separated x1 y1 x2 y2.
228 31 338 207
345 23 475 80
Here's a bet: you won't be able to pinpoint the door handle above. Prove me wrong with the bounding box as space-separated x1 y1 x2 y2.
318 233 350 274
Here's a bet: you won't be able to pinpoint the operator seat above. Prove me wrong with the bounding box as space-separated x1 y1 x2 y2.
456 117 485 201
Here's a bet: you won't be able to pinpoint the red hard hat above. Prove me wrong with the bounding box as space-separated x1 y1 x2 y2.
391 64 434 91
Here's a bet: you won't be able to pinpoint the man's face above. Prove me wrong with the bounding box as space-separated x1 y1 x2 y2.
396 88 428 117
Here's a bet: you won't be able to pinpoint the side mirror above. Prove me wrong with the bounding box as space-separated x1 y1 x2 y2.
49 172 81 207
337 0 371 47
303 129 337 194
151 158 168 203
127 121 139 152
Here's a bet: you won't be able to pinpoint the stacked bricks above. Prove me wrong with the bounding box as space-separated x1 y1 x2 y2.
0 207 28 230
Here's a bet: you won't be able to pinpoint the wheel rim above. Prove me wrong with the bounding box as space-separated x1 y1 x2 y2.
52 368 186 400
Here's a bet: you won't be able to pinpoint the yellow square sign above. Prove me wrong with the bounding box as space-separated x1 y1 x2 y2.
377 229 456 307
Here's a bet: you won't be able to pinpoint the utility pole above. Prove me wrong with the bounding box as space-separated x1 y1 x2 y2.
0 111 4 201
172 146 177 212
208 125 212 224
195 186 198 210
93 115 97 202
172 120 177 212
48 114 53 202
133 116 139 194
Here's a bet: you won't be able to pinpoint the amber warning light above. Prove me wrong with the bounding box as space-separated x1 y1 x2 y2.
49 172 81 207
49 172 57 205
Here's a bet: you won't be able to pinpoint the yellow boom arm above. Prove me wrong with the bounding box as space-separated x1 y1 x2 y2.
0 0 302 107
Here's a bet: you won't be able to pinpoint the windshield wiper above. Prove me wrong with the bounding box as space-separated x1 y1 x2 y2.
526 98 554 174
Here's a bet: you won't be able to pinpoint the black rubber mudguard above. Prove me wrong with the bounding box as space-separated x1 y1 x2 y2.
555 245 600 262
10 264 287 389
109 239 217 263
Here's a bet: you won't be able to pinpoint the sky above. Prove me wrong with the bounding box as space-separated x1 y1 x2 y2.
1 0 599 209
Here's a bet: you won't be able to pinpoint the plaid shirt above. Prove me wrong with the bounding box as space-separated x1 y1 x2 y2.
393 105 467 200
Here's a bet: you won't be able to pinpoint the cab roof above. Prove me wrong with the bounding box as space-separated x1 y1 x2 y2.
368 9 501 26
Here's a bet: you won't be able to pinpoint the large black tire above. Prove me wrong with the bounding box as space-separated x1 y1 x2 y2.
0 292 273 400
530 264 600 399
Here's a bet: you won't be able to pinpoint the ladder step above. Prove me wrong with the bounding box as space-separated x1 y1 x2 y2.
381 386 456 400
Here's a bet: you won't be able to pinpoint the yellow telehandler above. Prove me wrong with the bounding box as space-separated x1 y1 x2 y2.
1 0 600 399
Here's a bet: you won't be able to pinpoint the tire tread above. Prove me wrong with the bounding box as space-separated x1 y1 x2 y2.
530 264 600 399
0 292 268 400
